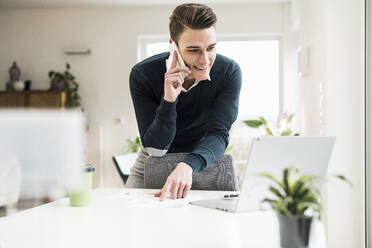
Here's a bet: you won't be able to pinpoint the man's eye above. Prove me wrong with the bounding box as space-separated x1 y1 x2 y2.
207 46 215 51
187 49 199 53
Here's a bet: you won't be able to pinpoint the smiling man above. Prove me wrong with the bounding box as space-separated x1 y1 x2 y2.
126 3 242 200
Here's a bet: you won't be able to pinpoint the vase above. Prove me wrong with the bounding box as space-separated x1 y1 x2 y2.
14 81 25 91
277 214 313 248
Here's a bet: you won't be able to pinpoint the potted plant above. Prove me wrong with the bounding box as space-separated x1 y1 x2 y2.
258 167 351 248
49 63 82 108
243 113 299 136
124 136 142 154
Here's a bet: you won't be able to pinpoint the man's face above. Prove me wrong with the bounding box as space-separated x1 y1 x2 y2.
176 27 217 81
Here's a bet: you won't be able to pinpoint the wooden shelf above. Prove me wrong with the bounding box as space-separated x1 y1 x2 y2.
0 91 66 108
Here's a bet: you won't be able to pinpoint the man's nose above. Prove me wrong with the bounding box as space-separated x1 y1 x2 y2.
198 51 209 66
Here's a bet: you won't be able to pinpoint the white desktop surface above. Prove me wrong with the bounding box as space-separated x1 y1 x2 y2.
0 188 326 248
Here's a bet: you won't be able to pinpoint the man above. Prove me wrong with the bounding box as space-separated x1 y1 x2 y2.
126 3 242 201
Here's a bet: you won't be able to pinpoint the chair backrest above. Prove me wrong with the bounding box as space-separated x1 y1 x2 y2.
113 152 139 185
112 156 129 185
144 153 239 191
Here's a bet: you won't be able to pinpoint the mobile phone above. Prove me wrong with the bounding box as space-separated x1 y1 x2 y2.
169 42 189 78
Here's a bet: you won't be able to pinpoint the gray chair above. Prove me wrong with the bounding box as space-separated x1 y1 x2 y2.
144 153 239 191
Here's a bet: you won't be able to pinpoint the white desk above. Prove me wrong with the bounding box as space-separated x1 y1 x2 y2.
0 188 326 248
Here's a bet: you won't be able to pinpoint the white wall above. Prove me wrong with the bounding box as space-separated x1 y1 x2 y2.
325 0 365 247
0 3 290 188
296 0 326 136
281 3 300 122
294 0 365 247
368 0 372 245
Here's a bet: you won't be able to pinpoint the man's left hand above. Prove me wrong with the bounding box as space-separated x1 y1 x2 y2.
154 162 193 200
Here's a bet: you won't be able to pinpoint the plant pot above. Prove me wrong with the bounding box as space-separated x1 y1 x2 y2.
277 214 313 248
50 78 68 91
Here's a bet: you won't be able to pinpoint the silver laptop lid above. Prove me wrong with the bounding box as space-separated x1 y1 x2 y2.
235 136 335 213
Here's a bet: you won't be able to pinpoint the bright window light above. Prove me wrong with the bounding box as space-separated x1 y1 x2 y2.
146 42 169 57
140 37 280 120
217 40 280 119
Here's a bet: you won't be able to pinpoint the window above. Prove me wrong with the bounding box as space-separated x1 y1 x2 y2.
138 35 281 120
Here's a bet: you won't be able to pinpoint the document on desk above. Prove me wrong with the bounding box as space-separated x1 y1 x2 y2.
109 190 203 208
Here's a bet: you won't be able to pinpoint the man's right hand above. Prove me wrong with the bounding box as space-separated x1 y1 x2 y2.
163 51 191 102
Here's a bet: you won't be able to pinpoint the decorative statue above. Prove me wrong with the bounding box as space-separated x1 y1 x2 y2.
9 62 21 81
6 62 21 91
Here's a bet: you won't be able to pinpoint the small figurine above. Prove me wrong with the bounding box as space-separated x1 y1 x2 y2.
6 62 21 91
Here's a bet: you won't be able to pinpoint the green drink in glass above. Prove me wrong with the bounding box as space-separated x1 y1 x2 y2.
69 164 95 207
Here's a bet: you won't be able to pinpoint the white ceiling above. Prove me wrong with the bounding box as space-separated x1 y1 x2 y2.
0 0 290 9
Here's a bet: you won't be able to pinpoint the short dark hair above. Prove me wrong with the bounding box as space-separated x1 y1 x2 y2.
169 3 217 44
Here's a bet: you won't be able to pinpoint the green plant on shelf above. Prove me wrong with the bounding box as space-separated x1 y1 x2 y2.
48 63 82 109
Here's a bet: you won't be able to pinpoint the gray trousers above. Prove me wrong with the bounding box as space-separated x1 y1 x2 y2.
125 148 150 188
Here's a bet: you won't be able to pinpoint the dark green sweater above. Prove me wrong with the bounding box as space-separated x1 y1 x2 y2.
129 52 241 172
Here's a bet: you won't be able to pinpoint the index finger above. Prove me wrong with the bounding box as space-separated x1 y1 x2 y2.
166 65 191 75
170 51 178 70
160 182 171 201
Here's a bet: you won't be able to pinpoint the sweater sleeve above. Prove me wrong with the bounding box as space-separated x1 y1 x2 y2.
129 67 177 157
182 63 242 172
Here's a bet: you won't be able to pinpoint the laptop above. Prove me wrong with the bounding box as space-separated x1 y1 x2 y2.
189 136 335 213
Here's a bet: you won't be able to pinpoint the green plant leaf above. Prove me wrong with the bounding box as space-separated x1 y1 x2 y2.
297 188 310 201
288 202 298 214
292 175 314 198
125 136 142 153
257 172 284 189
66 63 70 70
261 198 278 209
265 126 274 136
225 145 232 154
280 128 292 136
269 186 285 199
301 194 320 205
297 202 316 214
243 120 263 128
283 168 290 195
292 180 305 198
332 174 353 187
259 117 274 136
276 198 293 216
72 82 78 88
259 117 268 125
287 113 295 123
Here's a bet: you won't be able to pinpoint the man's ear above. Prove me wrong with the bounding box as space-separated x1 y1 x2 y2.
169 38 173 44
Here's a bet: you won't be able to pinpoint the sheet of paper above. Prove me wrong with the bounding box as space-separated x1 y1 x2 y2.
109 190 203 208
